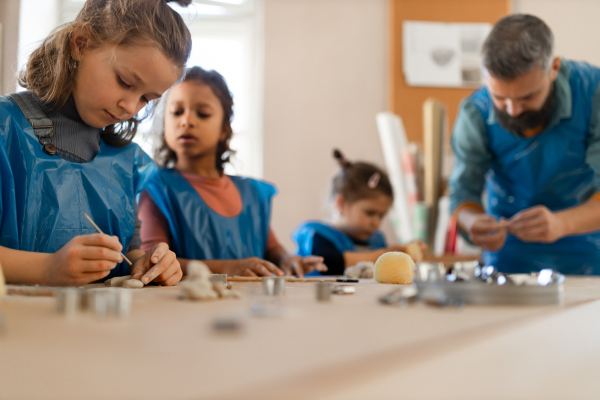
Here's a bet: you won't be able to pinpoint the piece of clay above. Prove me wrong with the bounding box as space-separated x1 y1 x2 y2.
180 261 241 301
179 279 218 300
406 242 424 262
345 261 374 279
374 252 415 284
179 261 219 300
213 282 242 299
122 279 144 289
104 275 132 287
0 262 6 299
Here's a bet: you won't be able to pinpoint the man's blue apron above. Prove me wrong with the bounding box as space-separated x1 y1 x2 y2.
470 60 600 274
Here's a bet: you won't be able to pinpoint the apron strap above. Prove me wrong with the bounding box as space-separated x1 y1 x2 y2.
8 92 88 163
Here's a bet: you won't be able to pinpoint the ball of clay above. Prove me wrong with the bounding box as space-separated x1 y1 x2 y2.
405 242 424 262
104 275 132 287
179 280 218 300
187 261 212 280
344 261 374 279
122 279 144 289
374 252 415 284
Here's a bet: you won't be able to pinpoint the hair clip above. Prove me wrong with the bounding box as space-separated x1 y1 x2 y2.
368 172 380 189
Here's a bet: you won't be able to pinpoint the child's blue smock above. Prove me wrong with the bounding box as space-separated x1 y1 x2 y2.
291 220 387 276
0 94 156 278
144 168 276 260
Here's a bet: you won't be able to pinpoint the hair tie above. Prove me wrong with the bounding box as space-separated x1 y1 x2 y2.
368 172 380 189
333 149 350 168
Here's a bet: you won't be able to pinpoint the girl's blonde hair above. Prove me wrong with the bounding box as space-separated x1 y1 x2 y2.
19 0 193 146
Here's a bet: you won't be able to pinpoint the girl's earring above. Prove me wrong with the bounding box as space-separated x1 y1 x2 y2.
69 57 79 72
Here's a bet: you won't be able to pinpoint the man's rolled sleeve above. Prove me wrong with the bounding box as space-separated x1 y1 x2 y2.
448 98 492 214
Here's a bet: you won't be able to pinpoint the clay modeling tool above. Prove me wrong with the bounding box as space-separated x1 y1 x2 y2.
84 213 132 266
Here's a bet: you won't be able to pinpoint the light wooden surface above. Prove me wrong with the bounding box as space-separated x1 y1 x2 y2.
1 277 599 400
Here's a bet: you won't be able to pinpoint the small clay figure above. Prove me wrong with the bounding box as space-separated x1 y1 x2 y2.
104 275 132 287
122 279 144 289
179 261 241 301
345 261 375 279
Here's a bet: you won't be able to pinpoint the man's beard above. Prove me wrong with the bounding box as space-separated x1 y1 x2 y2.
494 85 556 136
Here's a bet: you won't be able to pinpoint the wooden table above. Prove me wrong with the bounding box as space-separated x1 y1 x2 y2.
1 277 599 400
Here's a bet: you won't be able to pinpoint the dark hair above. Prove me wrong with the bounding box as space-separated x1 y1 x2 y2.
482 14 554 80
152 66 235 173
19 0 193 147
331 149 393 203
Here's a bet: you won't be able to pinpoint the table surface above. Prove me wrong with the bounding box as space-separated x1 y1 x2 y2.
1 277 600 400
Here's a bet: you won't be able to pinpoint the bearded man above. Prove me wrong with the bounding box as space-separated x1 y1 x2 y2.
449 14 600 274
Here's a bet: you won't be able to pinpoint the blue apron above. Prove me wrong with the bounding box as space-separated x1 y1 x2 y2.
470 60 600 274
144 168 276 260
0 94 156 278
291 221 387 276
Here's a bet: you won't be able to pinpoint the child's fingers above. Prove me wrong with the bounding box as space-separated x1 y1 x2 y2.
316 262 328 272
243 268 258 277
153 261 181 283
141 251 176 284
78 270 112 286
303 256 324 264
80 259 118 273
300 257 324 273
161 269 183 286
150 243 169 264
261 260 284 277
290 259 303 278
80 233 123 252
79 246 123 263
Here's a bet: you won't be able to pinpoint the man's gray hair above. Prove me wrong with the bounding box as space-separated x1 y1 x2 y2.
482 14 554 80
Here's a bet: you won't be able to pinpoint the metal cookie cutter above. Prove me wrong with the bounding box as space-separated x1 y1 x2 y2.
332 285 356 295
56 288 82 316
209 274 227 285
379 286 418 306
262 277 286 296
316 282 333 302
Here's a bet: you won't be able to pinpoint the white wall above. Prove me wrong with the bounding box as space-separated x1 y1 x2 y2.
262 0 391 250
0 0 20 94
513 0 600 66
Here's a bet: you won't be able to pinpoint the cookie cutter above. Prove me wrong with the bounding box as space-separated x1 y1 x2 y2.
262 277 286 296
316 282 333 301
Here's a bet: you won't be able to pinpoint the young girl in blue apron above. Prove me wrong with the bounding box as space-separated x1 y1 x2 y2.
292 150 425 275
0 0 192 286
139 67 326 277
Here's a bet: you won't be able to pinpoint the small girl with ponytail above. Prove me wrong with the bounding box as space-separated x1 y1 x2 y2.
292 149 424 275
0 0 192 286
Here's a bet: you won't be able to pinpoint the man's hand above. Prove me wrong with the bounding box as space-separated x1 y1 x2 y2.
468 214 508 251
508 205 565 243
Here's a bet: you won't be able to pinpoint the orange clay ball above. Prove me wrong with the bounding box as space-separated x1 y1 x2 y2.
374 252 415 284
